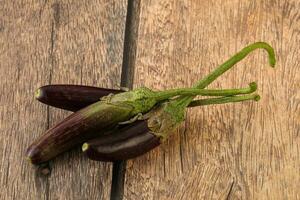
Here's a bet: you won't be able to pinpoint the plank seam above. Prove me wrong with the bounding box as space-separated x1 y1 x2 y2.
110 0 141 200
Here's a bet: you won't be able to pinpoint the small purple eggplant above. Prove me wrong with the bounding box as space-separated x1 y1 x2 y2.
35 85 122 111
82 120 160 161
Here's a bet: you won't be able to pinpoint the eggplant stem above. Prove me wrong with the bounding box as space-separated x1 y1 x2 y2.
172 42 276 108
154 82 257 101
188 94 260 107
194 42 275 88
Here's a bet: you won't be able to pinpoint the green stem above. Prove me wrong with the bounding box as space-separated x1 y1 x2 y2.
154 82 257 101
187 94 260 107
194 42 275 88
175 42 276 107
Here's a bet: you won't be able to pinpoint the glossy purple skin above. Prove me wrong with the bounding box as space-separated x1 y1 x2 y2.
36 85 121 111
26 100 133 164
84 120 160 161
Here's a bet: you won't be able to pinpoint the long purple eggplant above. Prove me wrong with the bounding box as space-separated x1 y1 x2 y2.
82 120 160 161
35 85 122 111
26 101 133 164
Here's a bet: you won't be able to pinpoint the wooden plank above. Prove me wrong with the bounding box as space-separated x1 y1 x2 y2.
44 1 127 200
125 0 300 199
0 1 54 199
0 0 127 199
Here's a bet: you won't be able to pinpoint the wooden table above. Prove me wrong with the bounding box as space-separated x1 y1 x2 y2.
1 0 299 199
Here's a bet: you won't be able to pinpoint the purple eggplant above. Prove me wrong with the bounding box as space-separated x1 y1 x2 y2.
82 120 160 161
26 101 134 164
35 85 122 111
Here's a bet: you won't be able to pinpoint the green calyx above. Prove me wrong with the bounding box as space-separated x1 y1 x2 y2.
103 87 158 115
147 103 185 141
148 93 261 140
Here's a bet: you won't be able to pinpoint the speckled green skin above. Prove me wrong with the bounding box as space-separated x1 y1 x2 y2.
146 102 185 141
97 87 159 116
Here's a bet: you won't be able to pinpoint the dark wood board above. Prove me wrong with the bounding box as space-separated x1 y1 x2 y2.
0 1 127 199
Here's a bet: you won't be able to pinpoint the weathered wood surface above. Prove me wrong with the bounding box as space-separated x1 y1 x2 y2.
0 1 127 199
125 0 300 199
1 0 300 199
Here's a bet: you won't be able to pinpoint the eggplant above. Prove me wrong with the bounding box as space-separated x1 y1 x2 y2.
35 85 122 111
82 42 275 161
26 101 134 164
35 83 258 112
82 94 261 161
82 120 160 161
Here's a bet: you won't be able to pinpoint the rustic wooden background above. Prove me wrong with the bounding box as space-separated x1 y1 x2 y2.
1 0 299 200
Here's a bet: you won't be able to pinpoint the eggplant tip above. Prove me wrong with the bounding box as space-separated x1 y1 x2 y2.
82 143 89 152
26 156 33 163
34 88 42 99
26 146 41 165
254 94 261 101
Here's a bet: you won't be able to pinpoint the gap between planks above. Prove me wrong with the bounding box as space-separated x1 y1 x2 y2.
110 0 141 200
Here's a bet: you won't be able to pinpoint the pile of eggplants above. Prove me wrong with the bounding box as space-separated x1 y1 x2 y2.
26 42 276 165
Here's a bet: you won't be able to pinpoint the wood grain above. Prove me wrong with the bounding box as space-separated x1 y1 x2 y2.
125 0 300 199
1 0 299 199
0 0 127 199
